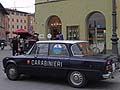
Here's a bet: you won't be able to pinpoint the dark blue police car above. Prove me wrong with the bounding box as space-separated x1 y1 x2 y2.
2 40 119 88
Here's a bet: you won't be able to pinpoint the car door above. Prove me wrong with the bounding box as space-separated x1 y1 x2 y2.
19 43 49 75
47 43 70 77
18 44 38 74
33 43 49 75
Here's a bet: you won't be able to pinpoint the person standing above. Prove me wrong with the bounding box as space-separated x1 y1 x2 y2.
59 32 64 40
19 38 24 55
55 32 64 40
11 36 19 56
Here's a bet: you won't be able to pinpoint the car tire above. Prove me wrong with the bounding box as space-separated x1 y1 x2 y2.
67 71 87 88
6 64 20 80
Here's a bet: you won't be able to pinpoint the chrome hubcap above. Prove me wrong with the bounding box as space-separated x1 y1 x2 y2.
70 71 83 86
9 68 16 78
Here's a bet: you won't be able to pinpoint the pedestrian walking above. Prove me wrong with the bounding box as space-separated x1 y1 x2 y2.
11 36 19 56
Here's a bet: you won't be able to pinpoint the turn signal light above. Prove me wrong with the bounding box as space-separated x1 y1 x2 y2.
27 60 30 64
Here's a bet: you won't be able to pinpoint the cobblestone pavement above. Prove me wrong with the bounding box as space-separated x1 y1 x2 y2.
0 45 12 62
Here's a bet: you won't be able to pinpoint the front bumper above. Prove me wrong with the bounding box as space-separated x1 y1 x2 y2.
102 70 119 79
102 62 120 79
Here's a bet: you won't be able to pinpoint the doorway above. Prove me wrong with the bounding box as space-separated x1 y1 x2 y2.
86 12 106 53
47 15 62 40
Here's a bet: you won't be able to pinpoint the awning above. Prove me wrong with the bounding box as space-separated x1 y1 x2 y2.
13 29 28 34
13 29 33 38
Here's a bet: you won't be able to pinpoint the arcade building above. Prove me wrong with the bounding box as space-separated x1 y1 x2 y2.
35 0 120 53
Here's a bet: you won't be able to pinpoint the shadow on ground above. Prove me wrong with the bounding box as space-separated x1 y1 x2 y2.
15 76 119 89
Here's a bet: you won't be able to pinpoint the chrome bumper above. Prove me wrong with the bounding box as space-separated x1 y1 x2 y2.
102 66 120 79
103 62 120 79
102 72 116 79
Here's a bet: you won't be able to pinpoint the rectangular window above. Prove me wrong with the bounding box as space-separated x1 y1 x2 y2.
17 25 19 29
21 19 23 23
36 43 49 56
24 26 26 29
17 19 19 22
16 12 19 15
12 19 14 22
12 25 14 29
21 26 23 29
71 44 82 56
66 26 79 40
24 14 26 16
24 20 26 23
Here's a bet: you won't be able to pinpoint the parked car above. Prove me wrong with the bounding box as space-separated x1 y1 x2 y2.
2 40 119 88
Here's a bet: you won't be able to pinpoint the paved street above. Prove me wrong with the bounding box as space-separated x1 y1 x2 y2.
0 46 120 90
0 46 12 60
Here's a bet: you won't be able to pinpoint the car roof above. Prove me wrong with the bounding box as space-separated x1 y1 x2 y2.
36 40 88 44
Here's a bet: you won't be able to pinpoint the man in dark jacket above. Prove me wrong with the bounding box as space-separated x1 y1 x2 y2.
12 36 19 56
55 32 64 40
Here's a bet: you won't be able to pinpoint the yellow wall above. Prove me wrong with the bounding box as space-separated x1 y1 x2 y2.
35 0 117 50
117 0 120 38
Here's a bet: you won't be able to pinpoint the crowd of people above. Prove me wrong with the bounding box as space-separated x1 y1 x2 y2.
11 35 39 56
10 32 64 56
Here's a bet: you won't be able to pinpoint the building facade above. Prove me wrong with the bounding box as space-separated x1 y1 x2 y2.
0 3 8 40
27 14 35 34
6 9 35 39
35 0 120 52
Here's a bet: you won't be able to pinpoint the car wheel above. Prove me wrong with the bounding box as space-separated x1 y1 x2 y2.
67 71 87 88
6 64 20 80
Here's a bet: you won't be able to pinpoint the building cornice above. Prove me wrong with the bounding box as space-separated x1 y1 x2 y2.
5 8 30 14
35 0 66 5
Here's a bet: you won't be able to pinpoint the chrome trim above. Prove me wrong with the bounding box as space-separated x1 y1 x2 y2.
103 69 119 79
102 72 112 79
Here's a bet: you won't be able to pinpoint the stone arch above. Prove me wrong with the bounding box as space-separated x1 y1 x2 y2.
86 11 106 53
46 15 62 40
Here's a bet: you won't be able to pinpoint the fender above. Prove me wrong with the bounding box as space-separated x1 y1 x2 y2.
6 60 17 67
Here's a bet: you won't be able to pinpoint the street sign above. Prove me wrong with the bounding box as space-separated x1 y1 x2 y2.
47 33 52 39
